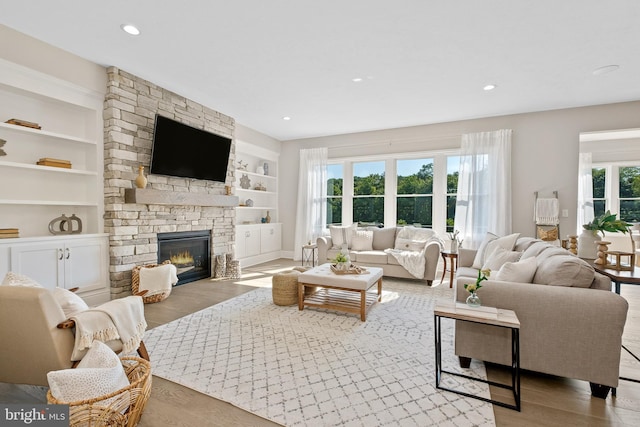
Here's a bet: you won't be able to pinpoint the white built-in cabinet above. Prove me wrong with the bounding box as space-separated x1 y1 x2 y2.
0 59 109 304
234 140 281 266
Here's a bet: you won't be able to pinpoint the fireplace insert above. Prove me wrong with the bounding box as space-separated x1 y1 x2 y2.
157 230 211 285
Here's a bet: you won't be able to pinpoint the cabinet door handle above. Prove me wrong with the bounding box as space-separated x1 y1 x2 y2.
65 248 70 259
58 248 64 260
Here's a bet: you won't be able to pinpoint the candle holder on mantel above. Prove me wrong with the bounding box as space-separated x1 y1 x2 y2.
594 241 611 265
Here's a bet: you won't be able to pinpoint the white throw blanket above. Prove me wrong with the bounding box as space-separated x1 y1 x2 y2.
535 198 559 225
139 263 178 296
385 248 427 278
385 227 444 278
70 296 147 361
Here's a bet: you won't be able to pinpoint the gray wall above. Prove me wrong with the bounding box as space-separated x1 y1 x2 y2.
280 101 640 254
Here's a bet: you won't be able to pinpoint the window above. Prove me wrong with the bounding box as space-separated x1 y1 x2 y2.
396 158 433 227
591 164 640 222
619 166 640 222
327 164 343 225
353 161 385 226
592 167 606 218
446 156 460 232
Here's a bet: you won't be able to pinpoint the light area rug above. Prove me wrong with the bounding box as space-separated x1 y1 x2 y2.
144 282 496 427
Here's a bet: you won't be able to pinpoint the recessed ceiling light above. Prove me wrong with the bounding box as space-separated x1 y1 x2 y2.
483 84 497 91
282 116 291 121
352 77 363 83
592 65 619 76
121 24 140 36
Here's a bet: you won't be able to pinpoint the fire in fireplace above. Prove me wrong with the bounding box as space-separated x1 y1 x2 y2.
157 230 211 285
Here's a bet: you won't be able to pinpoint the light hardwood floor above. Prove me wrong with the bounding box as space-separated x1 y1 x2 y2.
2 258 639 426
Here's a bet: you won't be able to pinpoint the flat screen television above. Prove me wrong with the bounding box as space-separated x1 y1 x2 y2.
150 114 232 183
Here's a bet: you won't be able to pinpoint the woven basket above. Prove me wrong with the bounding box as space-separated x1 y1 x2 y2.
131 260 172 304
47 357 152 427
272 270 301 306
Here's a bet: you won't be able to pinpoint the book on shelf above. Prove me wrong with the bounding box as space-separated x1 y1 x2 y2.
0 228 19 238
37 158 72 169
5 118 41 129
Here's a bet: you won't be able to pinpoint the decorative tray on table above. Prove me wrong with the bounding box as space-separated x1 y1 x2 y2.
330 264 368 275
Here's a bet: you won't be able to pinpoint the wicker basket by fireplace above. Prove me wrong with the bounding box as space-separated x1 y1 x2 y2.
131 260 172 304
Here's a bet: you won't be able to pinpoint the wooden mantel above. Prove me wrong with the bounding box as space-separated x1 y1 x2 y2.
124 188 239 207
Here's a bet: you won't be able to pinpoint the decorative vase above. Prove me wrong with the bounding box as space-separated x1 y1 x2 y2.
135 165 147 189
466 291 481 308
265 211 271 223
256 166 265 175
263 162 269 176
450 239 458 253
336 262 349 271
577 229 601 259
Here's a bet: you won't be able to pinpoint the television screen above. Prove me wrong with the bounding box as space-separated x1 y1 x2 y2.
150 114 232 183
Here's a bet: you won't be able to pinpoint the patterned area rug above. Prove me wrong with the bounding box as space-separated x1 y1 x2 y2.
144 282 496 426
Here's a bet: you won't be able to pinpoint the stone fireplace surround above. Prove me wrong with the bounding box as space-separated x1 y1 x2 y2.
104 67 236 298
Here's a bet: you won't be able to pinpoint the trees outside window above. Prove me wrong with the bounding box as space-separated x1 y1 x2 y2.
326 164 343 225
353 161 385 226
591 164 640 223
396 159 433 227
619 166 640 222
446 156 460 232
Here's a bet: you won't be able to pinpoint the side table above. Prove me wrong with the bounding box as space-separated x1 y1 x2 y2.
440 251 458 288
301 244 317 267
434 302 521 411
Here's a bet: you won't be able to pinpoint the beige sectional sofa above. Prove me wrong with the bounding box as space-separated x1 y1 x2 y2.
316 226 441 284
454 236 628 398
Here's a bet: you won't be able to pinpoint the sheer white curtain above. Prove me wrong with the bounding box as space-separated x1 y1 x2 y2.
454 129 512 249
293 147 328 261
577 151 594 234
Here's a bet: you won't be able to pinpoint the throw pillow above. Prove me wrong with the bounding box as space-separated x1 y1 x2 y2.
329 224 357 249
471 232 499 268
532 255 595 287
394 226 435 252
351 230 374 251
494 256 537 283
1 272 43 287
52 288 89 318
484 233 520 259
47 341 130 406
369 227 397 251
482 247 522 271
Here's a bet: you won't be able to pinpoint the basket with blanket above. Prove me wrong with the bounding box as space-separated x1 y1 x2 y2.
131 260 178 304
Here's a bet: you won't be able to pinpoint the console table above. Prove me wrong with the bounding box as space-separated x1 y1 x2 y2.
434 302 521 411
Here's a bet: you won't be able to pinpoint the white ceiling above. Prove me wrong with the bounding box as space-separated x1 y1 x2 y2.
1 1 639 141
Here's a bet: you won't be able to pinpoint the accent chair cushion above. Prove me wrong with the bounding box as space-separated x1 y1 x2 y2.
52 288 89 318
1 272 43 287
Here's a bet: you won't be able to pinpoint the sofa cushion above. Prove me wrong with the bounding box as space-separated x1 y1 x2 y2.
52 288 89 318
329 224 357 249
514 237 542 252
356 251 389 264
1 272 43 287
351 229 374 251
472 232 520 268
394 226 435 251
456 266 479 279
533 254 595 287
494 256 537 283
521 241 554 259
369 227 397 250
482 247 522 271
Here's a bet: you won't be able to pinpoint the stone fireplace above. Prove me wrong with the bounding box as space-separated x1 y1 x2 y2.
157 230 211 285
103 67 237 297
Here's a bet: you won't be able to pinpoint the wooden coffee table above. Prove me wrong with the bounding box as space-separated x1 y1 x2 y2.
297 263 383 321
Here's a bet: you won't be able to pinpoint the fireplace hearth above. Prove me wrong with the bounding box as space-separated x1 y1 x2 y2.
157 230 211 285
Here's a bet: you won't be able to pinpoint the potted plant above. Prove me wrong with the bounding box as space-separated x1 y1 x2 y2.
578 210 630 259
332 251 350 271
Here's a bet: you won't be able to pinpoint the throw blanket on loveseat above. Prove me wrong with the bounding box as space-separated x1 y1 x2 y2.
70 296 147 360
385 227 443 278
